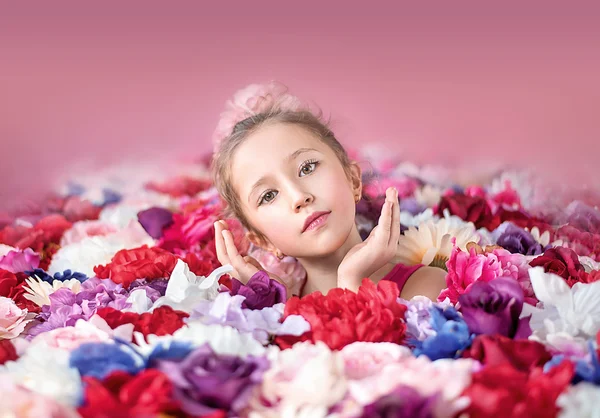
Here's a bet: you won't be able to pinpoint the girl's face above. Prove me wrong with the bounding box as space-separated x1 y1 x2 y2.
230 122 361 258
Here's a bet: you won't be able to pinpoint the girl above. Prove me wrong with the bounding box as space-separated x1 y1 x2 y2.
211 82 447 300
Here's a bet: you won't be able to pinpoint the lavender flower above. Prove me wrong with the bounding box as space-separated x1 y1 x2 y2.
494 222 544 255
137 207 174 239
158 343 269 416
360 385 437 418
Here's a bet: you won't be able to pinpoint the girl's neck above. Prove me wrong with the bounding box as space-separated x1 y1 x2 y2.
297 225 364 296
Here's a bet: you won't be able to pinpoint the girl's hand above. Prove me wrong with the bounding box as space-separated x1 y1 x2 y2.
214 220 304 297
337 187 400 291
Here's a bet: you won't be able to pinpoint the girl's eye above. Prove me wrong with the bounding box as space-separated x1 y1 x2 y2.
299 160 318 177
259 190 277 205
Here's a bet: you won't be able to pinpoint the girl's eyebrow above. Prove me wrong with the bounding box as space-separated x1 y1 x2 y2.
247 148 318 203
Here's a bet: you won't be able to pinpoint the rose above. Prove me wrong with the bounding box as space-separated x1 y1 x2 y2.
230 270 287 309
94 245 179 288
158 343 269 416
0 296 32 339
494 222 544 256
462 335 552 372
137 207 174 239
529 247 586 285
78 369 181 417
458 277 530 339
278 279 407 350
436 193 500 230
461 361 574 418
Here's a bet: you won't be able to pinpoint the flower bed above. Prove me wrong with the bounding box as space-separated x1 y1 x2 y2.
1 149 599 417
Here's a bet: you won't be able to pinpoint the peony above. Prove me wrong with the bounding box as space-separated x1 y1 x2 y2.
0 296 33 339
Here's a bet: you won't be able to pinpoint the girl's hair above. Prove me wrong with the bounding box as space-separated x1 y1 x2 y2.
211 84 355 240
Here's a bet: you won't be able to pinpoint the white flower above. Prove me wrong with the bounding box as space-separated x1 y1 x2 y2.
558 382 600 418
0 244 16 258
0 297 33 339
414 184 443 207
395 214 479 267
522 267 600 351
48 221 154 276
150 261 231 312
248 341 347 418
579 256 600 273
526 226 551 247
22 276 83 307
400 208 438 228
133 322 266 358
0 342 82 406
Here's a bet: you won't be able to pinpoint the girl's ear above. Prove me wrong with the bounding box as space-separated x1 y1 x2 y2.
246 230 278 253
348 161 363 198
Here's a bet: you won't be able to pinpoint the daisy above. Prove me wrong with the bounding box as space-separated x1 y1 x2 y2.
395 216 479 268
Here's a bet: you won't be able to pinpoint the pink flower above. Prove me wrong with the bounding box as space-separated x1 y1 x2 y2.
488 180 522 213
363 177 420 199
247 246 306 285
438 244 533 305
0 296 33 339
60 220 118 246
212 82 303 153
339 342 411 380
0 248 40 273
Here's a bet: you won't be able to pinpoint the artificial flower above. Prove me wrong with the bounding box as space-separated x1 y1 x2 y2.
136 206 174 239
59 220 118 246
0 248 40 273
0 339 18 364
0 296 33 339
556 381 600 418
69 340 146 379
229 270 287 309
436 192 500 231
247 244 307 290
493 221 545 255
358 385 437 418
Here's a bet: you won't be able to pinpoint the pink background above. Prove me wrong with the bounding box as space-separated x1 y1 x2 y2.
1 1 599 211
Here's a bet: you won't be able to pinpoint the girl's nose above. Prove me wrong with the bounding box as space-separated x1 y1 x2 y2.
294 193 313 211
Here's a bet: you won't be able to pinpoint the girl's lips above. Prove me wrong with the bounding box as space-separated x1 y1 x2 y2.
303 212 330 232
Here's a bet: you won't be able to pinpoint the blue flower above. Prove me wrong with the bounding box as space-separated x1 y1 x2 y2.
412 306 475 360
26 268 88 283
70 341 146 379
544 342 600 385
147 340 194 365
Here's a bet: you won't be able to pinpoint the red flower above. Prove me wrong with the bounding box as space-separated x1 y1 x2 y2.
0 269 41 313
462 361 574 418
276 279 407 350
554 225 600 261
529 247 587 286
61 196 102 222
436 194 500 230
78 369 185 417
0 340 18 365
462 335 552 372
94 245 179 288
97 306 189 341
495 207 553 235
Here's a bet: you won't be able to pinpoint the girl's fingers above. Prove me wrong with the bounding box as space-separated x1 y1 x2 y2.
389 189 400 247
375 188 395 244
214 221 231 266
222 229 257 282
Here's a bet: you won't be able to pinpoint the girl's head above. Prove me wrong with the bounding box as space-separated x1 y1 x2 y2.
211 83 363 259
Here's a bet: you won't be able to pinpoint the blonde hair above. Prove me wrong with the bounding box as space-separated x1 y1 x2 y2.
211 106 355 241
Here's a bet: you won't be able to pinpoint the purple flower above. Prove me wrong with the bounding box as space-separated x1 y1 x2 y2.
399 197 426 216
0 248 40 273
158 343 269 416
458 277 531 339
229 270 286 310
137 207 174 239
495 222 544 255
563 200 600 234
129 278 168 303
360 385 437 418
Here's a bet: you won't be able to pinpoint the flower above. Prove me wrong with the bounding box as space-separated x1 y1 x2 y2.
458 277 531 338
247 244 307 290
60 220 118 246
0 339 18 364
229 270 287 309
401 296 454 342
248 341 347 417
69 340 146 379
279 279 408 350
191 292 310 345
340 342 411 381
145 175 212 198
78 369 182 417
94 245 179 288
412 306 474 360
461 361 574 418
158 343 269 416
561 200 600 235
0 248 40 273
212 81 302 152
359 385 437 418
136 206 173 239
436 193 500 231
0 296 33 339
97 305 189 341
493 222 545 255
556 382 600 418
395 216 479 268
21 275 84 307
530 247 588 286
462 334 552 372
521 267 600 353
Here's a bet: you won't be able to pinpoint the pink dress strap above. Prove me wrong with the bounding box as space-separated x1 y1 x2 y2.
381 262 424 294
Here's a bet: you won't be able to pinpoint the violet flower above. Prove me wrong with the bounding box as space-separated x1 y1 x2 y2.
137 207 174 239
158 343 269 416
495 222 544 255
458 277 531 339
360 385 437 418
229 270 286 310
